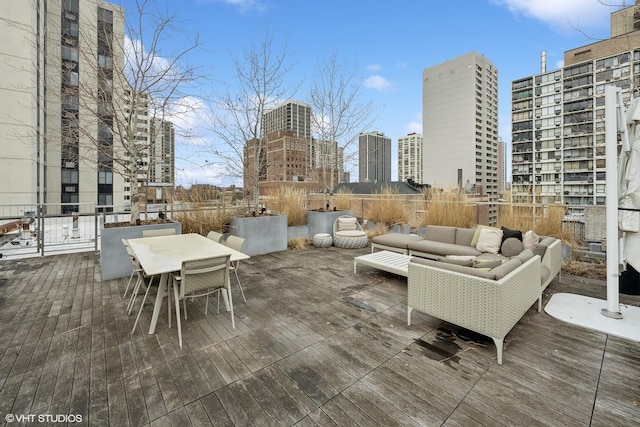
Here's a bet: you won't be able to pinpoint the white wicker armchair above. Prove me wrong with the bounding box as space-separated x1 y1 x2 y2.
332 215 368 249
407 255 541 365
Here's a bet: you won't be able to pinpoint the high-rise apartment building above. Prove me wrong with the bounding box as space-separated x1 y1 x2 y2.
511 2 640 212
497 138 507 193
422 51 499 221
262 100 312 140
0 0 126 213
358 132 391 183
398 133 423 183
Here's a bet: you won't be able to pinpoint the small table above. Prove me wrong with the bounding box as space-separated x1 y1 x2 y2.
353 250 412 277
312 233 332 248
127 233 250 334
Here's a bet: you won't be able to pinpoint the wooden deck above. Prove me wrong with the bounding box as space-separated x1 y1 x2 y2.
0 245 638 426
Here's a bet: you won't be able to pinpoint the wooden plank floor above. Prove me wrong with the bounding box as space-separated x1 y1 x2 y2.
0 245 638 426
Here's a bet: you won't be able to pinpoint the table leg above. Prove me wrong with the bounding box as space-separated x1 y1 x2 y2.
149 273 168 334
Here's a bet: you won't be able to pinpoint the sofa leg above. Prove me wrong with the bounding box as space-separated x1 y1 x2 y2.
538 295 543 313
407 307 413 326
493 337 504 365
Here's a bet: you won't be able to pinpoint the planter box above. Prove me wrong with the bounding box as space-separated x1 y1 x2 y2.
229 215 287 256
287 224 309 240
100 220 182 281
306 210 353 236
366 221 410 234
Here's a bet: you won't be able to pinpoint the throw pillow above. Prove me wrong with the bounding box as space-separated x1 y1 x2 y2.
522 230 539 250
475 228 503 254
501 237 524 257
500 226 522 245
471 225 499 247
338 217 357 231
443 255 475 267
473 259 503 269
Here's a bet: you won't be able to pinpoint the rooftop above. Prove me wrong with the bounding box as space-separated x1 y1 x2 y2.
0 246 638 426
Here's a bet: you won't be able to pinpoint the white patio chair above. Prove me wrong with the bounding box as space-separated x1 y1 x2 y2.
206 230 224 243
222 235 247 302
170 255 234 348
121 239 139 299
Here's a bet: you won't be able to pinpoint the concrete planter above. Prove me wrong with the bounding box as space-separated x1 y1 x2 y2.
306 210 353 236
100 220 182 281
366 222 410 234
287 224 309 240
229 215 287 256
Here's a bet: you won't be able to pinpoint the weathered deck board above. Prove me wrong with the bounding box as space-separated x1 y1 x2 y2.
0 247 638 426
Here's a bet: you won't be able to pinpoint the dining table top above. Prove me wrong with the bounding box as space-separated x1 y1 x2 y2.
127 233 249 277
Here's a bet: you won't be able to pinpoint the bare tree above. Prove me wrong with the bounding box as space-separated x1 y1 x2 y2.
71 0 202 224
209 30 295 211
308 50 374 202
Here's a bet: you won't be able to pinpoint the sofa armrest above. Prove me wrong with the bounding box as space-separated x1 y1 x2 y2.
541 239 562 289
407 255 541 341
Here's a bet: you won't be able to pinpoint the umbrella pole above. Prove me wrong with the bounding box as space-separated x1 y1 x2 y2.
603 85 622 319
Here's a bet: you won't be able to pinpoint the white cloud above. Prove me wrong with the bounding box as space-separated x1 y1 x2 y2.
493 0 614 32
363 75 393 91
366 64 382 72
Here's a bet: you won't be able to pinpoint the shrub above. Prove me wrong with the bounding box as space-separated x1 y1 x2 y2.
367 185 408 229
266 186 307 226
288 238 310 250
333 188 352 211
172 187 233 235
498 204 575 244
420 188 475 228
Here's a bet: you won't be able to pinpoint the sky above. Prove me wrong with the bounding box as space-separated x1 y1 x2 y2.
115 0 628 187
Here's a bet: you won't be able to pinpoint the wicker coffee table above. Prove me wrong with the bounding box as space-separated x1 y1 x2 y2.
353 250 412 277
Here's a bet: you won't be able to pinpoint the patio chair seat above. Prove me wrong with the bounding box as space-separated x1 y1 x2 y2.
334 230 368 249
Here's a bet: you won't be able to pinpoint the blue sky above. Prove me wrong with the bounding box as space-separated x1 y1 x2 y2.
115 0 626 186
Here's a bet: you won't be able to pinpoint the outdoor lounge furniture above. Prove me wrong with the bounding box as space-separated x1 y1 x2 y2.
126 233 249 335
370 225 562 312
332 215 368 249
206 230 224 243
408 253 541 365
312 233 333 248
354 250 412 276
170 255 234 349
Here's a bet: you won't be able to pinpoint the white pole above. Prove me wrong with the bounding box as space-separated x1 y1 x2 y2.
603 85 622 318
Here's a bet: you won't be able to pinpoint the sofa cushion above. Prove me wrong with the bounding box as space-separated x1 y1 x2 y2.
473 258 503 270
338 217 358 231
491 258 523 280
501 237 524 257
476 228 503 254
424 225 456 244
410 257 496 279
408 240 482 257
455 228 475 246
522 230 539 250
371 233 423 248
501 226 523 245
533 236 557 259
471 225 499 247
512 249 535 264
475 252 509 263
443 255 476 267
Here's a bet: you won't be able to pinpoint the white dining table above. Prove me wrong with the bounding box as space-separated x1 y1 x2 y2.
127 233 250 334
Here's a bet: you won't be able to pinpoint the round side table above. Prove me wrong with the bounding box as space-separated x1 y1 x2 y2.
312 233 333 248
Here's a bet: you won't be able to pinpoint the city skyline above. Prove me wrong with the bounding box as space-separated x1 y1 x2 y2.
111 0 627 186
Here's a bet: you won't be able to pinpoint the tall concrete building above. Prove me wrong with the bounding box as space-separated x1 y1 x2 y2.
0 0 125 213
358 132 391 183
398 132 423 183
262 100 312 140
497 137 507 193
423 51 499 221
511 2 640 213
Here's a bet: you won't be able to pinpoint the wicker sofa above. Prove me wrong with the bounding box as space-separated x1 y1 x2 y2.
371 225 562 364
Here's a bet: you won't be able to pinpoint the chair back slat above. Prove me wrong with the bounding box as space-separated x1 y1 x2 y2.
207 231 224 243
180 255 230 299
223 235 245 252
